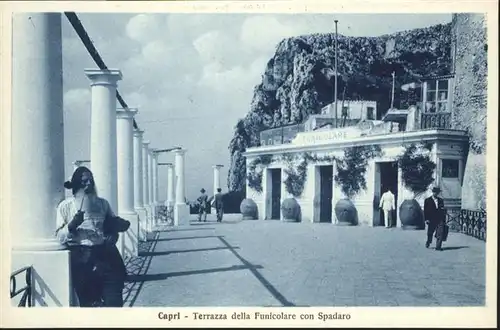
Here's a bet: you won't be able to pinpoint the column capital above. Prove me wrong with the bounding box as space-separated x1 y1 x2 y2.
143 140 151 147
174 148 187 155
159 162 173 168
213 164 224 169
116 107 138 119
84 68 122 87
133 129 144 137
73 160 90 167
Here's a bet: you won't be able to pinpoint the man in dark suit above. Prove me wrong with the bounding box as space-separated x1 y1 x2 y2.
211 188 225 222
424 186 446 251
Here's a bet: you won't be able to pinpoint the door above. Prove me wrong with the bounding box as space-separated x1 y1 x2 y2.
379 161 399 227
319 165 333 222
271 169 281 220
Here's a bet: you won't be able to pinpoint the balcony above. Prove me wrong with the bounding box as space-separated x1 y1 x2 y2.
420 112 451 129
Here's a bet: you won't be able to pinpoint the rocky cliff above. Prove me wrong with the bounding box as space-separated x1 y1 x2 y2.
451 13 487 210
227 23 452 192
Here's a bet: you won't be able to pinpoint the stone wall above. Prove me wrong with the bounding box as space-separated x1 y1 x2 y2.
451 13 487 210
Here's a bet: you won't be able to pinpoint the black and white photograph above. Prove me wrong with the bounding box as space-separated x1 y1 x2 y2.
0 1 497 328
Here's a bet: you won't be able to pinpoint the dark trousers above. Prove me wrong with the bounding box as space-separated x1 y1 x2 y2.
426 220 444 249
69 245 126 307
216 206 224 222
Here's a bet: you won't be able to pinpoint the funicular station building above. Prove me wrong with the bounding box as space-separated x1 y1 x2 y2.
243 75 469 227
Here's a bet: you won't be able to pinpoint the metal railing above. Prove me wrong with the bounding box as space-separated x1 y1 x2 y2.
446 209 487 241
10 266 33 307
421 112 451 129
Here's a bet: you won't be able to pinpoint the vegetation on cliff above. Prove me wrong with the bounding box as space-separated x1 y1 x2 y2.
228 23 452 192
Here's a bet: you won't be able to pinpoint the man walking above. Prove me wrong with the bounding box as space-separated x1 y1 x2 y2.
424 186 446 251
379 187 395 228
212 188 225 222
196 188 209 222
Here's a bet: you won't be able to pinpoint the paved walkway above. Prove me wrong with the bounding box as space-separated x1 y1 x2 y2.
124 214 485 307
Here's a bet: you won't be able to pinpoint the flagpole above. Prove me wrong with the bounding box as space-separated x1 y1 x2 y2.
334 19 339 128
391 71 395 109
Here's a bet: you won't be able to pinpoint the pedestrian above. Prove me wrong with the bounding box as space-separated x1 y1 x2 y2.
196 188 209 222
424 186 446 251
55 166 129 307
211 188 225 222
379 187 395 228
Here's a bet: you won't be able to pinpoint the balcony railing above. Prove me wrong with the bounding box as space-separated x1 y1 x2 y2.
420 112 451 129
446 209 487 241
10 266 33 307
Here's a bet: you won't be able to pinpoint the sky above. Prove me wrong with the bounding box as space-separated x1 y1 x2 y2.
61 12 452 202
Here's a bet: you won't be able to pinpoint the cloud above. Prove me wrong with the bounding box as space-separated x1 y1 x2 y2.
240 15 297 54
64 88 91 113
125 14 167 44
193 30 241 66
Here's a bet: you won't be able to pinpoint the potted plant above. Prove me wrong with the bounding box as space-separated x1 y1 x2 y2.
397 143 436 230
334 145 382 225
240 198 258 220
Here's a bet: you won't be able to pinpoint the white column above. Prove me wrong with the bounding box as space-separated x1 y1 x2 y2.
133 130 148 242
175 150 186 204
142 141 151 232
116 108 138 257
165 163 175 206
148 149 154 205
174 149 190 226
133 129 144 209
11 12 71 306
213 164 224 194
116 108 137 214
142 141 150 207
152 153 159 204
85 68 122 213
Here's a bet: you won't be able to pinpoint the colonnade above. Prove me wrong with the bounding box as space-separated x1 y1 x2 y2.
9 13 189 307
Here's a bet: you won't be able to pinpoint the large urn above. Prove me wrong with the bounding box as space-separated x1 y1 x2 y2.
334 198 358 226
281 198 300 222
399 199 425 230
240 198 258 220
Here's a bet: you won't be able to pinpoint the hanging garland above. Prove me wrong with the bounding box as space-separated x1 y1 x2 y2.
283 153 308 198
247 145 382 199
246 154 273 193
396 142 436 197
334 145 383 199
283 152 338 198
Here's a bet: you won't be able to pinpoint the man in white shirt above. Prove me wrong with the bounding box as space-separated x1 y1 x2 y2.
379 187 396 228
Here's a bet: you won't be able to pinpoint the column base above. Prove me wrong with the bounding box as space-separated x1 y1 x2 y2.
118 211 139 258
174 203 190 226
143 204 154 233
135 207 148 242
151 203 160 227
11 249 72 307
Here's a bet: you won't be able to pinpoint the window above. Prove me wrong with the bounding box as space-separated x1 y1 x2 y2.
425 79 450 113
366 107 374 120
441 159 459 178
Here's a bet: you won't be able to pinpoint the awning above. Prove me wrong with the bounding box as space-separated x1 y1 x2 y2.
382 108 409 122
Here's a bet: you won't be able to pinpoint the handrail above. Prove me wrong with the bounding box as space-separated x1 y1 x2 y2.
446 208 487 241
10 266 33 307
